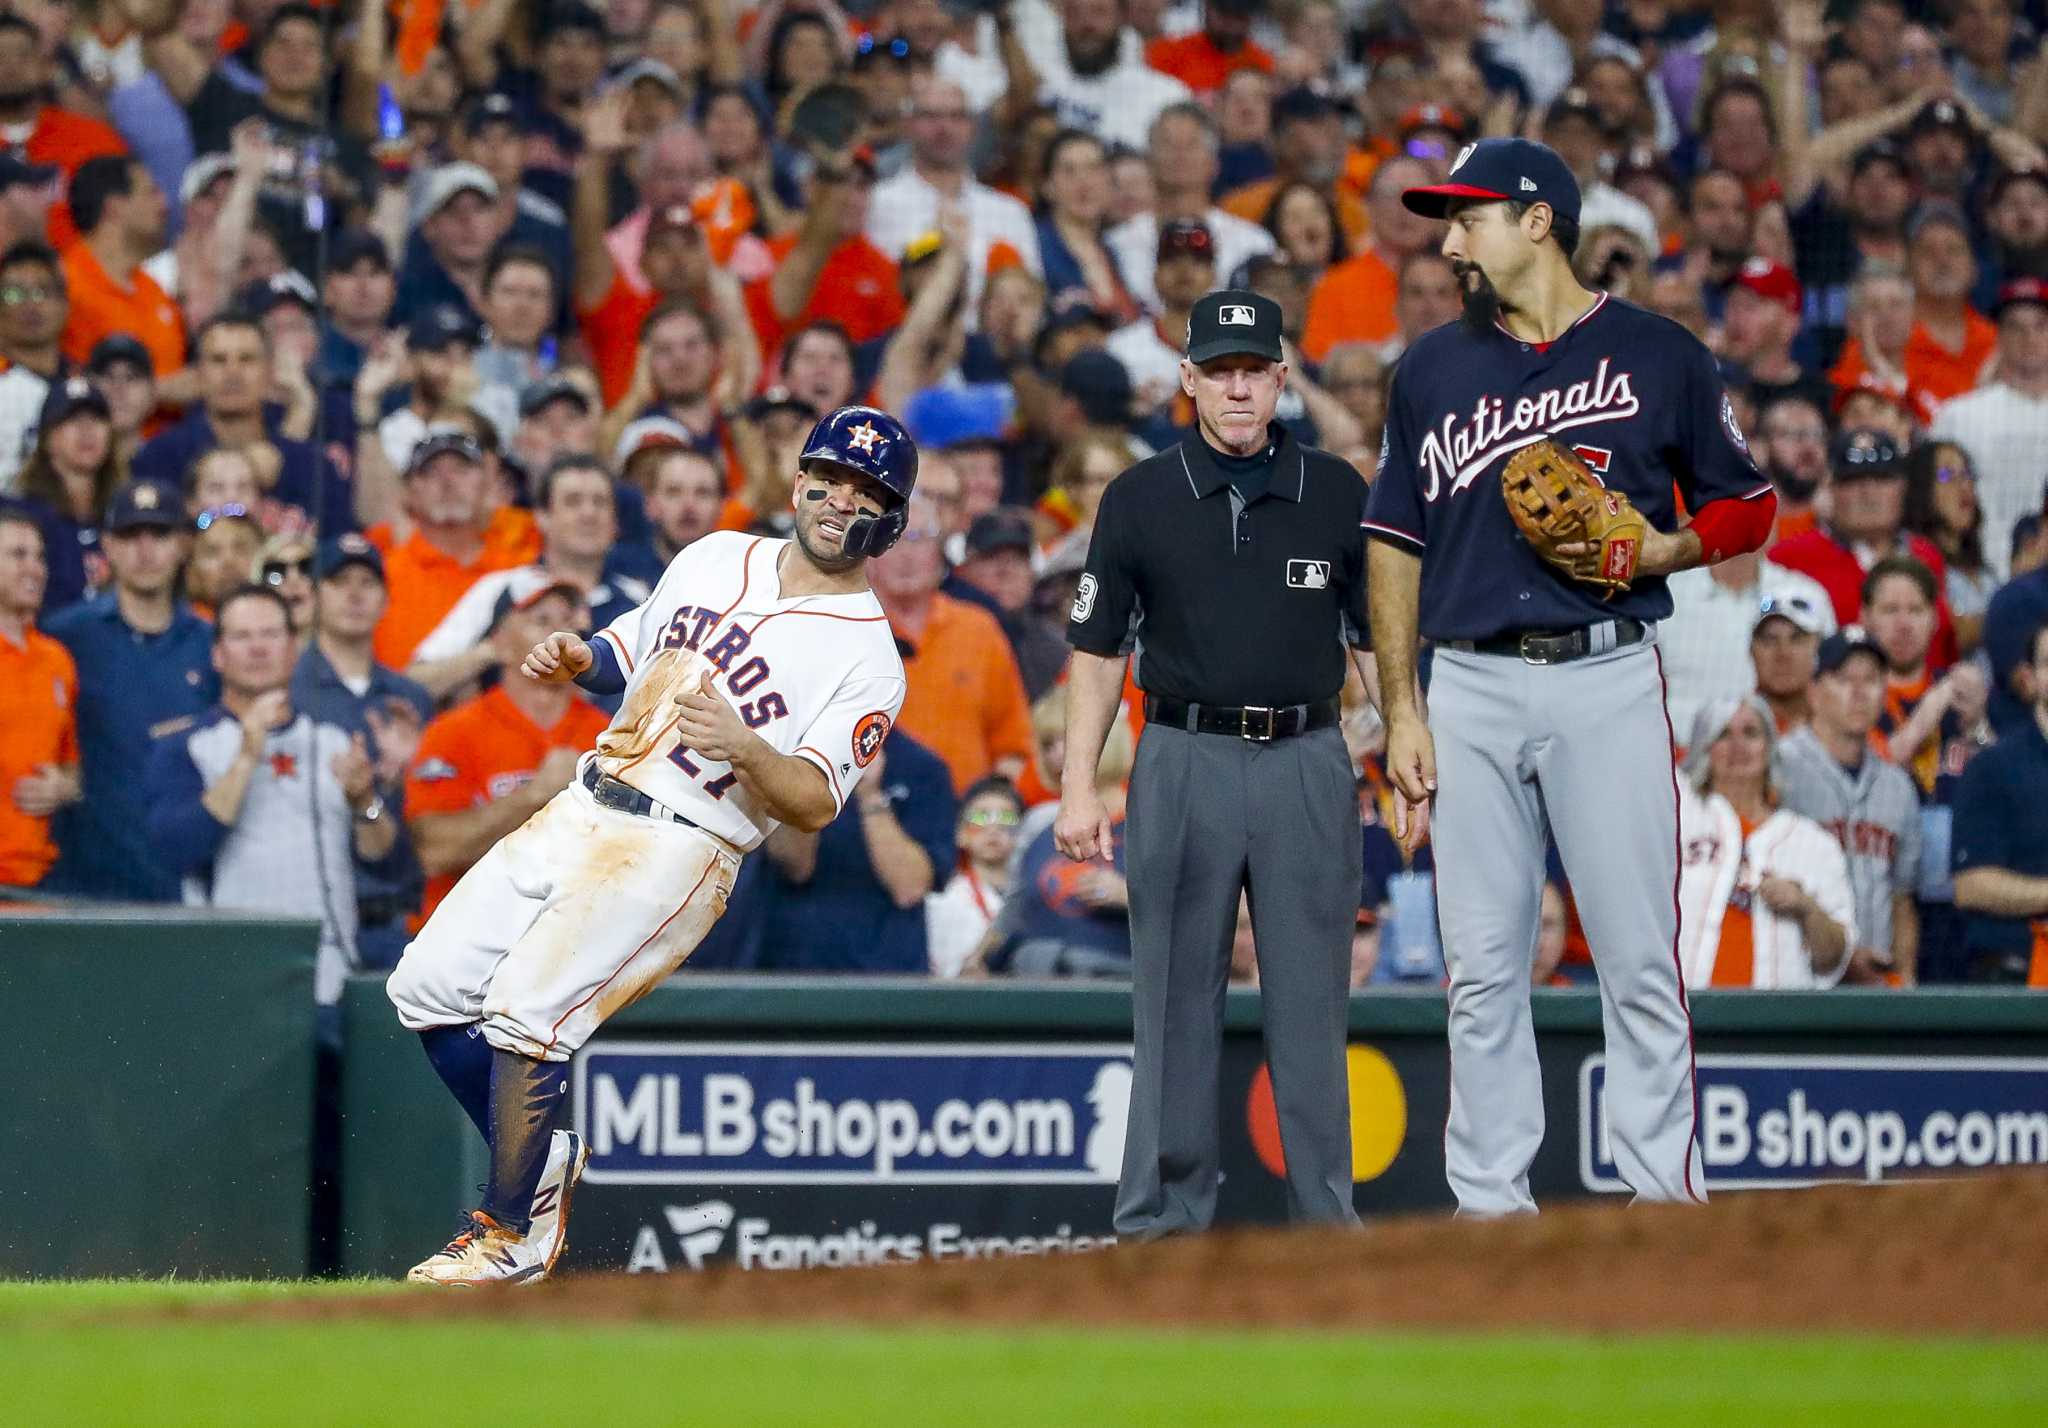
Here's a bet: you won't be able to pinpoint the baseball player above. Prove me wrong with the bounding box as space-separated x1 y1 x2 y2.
1365 139 1779 1213
386 406 914 1284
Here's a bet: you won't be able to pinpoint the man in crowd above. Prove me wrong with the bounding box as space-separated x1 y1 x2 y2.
1753 394 1832 542
398 162 508 326
1779 627 1925 985
1930 277 2048 581
59 154 182 381
0 239 70 488
954 508 1071 700
1105 103 1273 315
1035 0 1192 153
374 431 527 672
625 446 726 571
1953 617 2048 984
1222 85 1363 245
1752 591 1831 734
1145 0 1274 96
0 14 124 248
1301 156 1438 361
317 230 397 394
1663 547 1835 738
0 510 78 887
45 481 214 899
1107 219 1214 415
1722 258 1830 415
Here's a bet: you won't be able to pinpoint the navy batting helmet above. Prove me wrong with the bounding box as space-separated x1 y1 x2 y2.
797 404 919 557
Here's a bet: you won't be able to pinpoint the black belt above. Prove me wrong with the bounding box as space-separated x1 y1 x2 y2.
581 761 703 829
1449 618 1649 666
1142 695 1339 741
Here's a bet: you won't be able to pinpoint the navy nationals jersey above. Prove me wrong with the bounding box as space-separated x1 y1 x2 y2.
1364 294 1771 641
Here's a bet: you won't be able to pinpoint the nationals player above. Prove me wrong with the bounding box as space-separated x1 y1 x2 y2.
387 406 914 1284
1365 139 1778 1213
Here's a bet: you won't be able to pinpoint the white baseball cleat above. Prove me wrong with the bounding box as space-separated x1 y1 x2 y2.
405 1210 549 1286
524 1129 590 1275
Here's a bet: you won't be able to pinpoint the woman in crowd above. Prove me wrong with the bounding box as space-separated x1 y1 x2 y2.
1262 180 1346 289
258 530 318 642
926 777 1027 978
1034 129 1135 324
185 506 265 623
1037 431 1134 571
11 377 122 613
1904 439 1996 654
1677 696 1856 989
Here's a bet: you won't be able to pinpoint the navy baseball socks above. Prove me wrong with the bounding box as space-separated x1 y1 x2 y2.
417 1024 493 1146
481 1049 573 1237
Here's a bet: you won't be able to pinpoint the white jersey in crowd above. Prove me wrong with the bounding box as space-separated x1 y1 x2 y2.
1928 381 2048 579
1676 781 1857 989
926 868 1006 978
864 165 1042 317
587 531 906 851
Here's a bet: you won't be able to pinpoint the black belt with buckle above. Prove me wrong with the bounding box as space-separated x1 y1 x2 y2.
1142 695 1339 741
1452 618 1649 666
581 761 703 829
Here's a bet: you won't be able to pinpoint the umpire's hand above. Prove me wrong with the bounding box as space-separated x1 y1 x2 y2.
523 631 593 684
1054 786 1116 863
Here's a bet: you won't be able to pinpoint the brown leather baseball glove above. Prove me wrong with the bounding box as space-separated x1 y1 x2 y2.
1501 438 1646 597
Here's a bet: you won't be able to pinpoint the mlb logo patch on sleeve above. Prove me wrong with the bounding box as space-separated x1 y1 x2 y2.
1286 559 1331 589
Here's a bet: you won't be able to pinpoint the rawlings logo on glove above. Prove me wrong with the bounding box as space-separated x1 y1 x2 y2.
1501 438 1645 597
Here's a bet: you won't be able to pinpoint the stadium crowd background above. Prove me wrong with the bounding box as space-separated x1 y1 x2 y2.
3 0 2048 1000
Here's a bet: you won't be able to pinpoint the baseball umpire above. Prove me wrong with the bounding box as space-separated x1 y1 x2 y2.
1366 138 1779 1213
1058 291 1369 1238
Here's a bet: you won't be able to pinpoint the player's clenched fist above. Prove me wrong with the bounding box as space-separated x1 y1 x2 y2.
523 631 593 684
674 671 751 764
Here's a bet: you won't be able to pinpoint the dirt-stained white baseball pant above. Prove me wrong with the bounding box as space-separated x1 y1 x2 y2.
388 757 739 1062
1428 638 1706 1213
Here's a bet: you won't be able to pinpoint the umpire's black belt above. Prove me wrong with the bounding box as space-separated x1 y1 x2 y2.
1143 695 1339 741
582 760 705 830
1448 617 1650 666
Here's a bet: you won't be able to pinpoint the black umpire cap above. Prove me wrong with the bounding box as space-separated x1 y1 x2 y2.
1186 290 1284 364
1401 137 1583 228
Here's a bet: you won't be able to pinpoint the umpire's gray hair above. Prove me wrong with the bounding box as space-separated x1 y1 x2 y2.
1681 693 1782 795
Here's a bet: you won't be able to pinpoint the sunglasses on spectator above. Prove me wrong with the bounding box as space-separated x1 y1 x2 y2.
263 558 313 584
1 283 59 305
194 503 252 531
963 808 1020 828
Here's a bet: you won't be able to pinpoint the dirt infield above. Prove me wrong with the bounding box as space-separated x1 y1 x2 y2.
246 1172 2048 1335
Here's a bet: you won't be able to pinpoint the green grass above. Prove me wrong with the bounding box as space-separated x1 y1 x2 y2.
0 1282 2042 1427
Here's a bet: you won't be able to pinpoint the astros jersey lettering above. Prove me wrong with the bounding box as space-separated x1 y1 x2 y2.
587 530 907 850
1366 294 1773 639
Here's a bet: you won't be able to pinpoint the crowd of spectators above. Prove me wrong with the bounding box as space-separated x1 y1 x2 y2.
4 0 2048 996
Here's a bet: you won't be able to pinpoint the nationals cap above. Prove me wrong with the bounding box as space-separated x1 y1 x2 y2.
1402 137 1582 227
1185 289 1284 364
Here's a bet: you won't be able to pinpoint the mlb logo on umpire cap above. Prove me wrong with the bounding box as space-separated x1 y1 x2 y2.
1219 305 1255 326
1187 290 1284 365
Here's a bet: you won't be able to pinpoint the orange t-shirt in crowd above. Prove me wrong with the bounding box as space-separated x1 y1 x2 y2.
578 271 660 410
60 241 186 377
892 592 1036 794
1711 814 1761 987
0 623 78 887
1145 32 1274 93
373 529 528 669
743 233 905 358
365 506 540 564
404 685 612 924
21 105 129 250
1220 176 1370 249
1828 314 1998 408
1301 248 1398 361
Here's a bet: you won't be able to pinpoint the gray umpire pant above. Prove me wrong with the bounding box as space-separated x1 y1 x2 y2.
1115 721 1363 1239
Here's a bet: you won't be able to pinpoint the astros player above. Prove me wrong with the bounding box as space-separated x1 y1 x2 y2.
1364 139 1778 1213
387 406 914 1284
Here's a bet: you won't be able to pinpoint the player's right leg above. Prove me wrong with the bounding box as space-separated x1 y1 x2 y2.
1428 650 1551 1216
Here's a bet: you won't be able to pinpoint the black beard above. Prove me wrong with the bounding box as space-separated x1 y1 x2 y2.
1067 39 1118 77
1455 261 1506 332
1771 467 1821 504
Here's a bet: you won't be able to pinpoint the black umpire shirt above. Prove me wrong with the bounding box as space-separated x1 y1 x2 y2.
1066 422 1368 708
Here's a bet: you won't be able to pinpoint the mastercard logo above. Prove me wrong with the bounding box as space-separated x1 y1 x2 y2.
1246 1044 1407 1183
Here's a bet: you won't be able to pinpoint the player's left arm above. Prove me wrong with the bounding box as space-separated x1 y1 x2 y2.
1636 342 1782 578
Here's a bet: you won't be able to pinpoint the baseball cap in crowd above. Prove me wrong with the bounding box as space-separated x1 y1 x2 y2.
406 429 485 476
1399 104 1468 143
1733 256 1801 317
519 372 592 418
744 385 820 424
539 0 606 39
613 58 685 100
315 533 385 583
1544 87 1605 132
1060 349 1135 427
1753 590 1828 639
1402 137 1583 227
1185 289 1284 364
1906 199 1971 244
903 384 1009 449
177 152 234 206
1996 275 2048 317
419 162 498 221
1816 625 1884 675
328 227 390 272
1910 97 1974 140
1612 144 1677 191
1851 140 1909 181
1271 85 1339 128
1830 427 1904 479
463 93 524 137
237 269 319 319
106 480 181 533
964 510 1034 561
1157 218 1214 263
0 151 56 191
613 414 695 466
1988 165 2048 206
87 333 152 377
409 304 483 351
489 571 586 633
39 375 109 430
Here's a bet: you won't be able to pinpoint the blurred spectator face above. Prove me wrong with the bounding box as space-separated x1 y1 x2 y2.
188 449 260 515
1925 442 1979 535
1581 56 1649 141
1396 254 1460 341
1908 219 1975 304
1060 0 1123 68
1706 700 1772 790
1842 0 1905 75
1991 176 2048 258
1543 112 1608 183
1892 25 1948 100
1108 152 1153 224
46 407 109 476
262 302 319 371
105 523 183 597
1757 397 1828 493
1838 388 1915 447
1906 128 1973 196
497 587 589 667
1533 882 1568 985
1150 109 1212 203
213 591 294 696
1812 650 1886 738
1753 615 1820 701
624 76 685 143
1247 259 1310 341
261 539 316 633
919 453 967 539
642 218 710 297
0 168 52 236
1854 271 1916 354
541 21 607 104
1045 135 1111 226
425 190 504 270
979 267 1046 353
317 561 386 642
1832 465 1907 544
1847 158 1912 234
1216 67 1273 146
907 77 975 172
955 448 1004 523
1156 248 1214 313
1650 269 1710 340
463 116 526 193
400 43 463 123
1059 439 1124 526
1271 185 1336 271
1998 302 2048 382
647 2 703 73
0 256 63 351
1368 158 1437 261
868 495 945 598
1274 110 1345 189
1818 56 1880 127
1704 90 1772 181
896 0 951 57
773 17 838 94
98 357 155 440
957 786 1022 870
409 338 469 407
0 22 50 104
408 451 488 530
645 450 724 550
1687 172 1751 263
702 91 762 170
483 258 556 352
517 395 597 472
538 465 616 563
646 308 715 401
325 256 395 332
237 224 286 288
1320 344 1386 437
1405 0 1481 41
1721 286 1793 365
957 541 1034 614
258 13 325 102
0 514 44 617
783 328 856 413
188 517 263 610
641 124 712 212
1863 570 1936 673
1953 0 2015 68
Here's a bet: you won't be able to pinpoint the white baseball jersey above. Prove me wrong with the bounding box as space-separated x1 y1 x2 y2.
588 531 907 851
1676 781 1858 989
